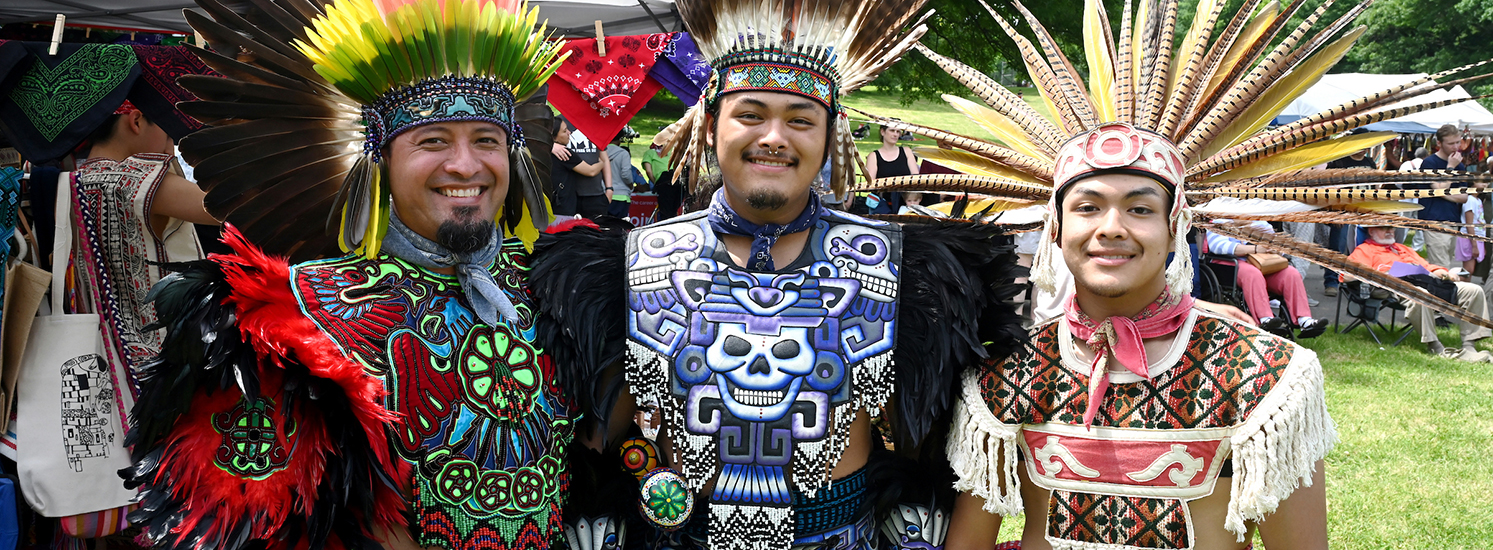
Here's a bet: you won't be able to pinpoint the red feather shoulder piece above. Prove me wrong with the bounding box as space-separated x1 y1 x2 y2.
124 225 407 550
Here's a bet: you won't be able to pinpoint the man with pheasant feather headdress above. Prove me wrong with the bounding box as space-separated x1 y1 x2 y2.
846 0 1493 549
119 0 581 549
525 0 1027 548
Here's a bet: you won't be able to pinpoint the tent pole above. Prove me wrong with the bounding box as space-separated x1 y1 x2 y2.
635 0 669 33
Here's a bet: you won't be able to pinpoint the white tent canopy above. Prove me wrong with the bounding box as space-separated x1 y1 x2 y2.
0 0 681 37
1273 73 1493 134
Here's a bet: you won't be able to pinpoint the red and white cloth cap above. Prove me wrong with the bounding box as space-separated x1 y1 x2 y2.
1052 122 1186 211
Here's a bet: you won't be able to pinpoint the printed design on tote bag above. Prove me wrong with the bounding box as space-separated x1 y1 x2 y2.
60 354 116 472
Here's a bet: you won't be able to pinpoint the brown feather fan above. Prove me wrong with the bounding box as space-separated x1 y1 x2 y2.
878 0 1493 327
1203 222 1493 328
177 0 358 261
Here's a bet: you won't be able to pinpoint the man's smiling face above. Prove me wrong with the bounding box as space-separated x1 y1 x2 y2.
385 121 510 251
1058 172 1174 303
707 91 829 219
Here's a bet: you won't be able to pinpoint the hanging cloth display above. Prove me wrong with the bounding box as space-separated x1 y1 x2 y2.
0 43 139 164
546 33 672 145
126 45 219 140
648 33 711 107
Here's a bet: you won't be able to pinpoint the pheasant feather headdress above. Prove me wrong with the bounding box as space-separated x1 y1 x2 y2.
664 0 932 197
864 0 1493 328
176 0 566 261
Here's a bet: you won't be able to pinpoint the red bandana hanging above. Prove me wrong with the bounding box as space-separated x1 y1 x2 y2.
546 33 672 146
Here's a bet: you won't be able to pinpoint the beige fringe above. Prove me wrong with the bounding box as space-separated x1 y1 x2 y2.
946 369 1024 515
1224 347 1337 539
1030 210 1059 295
1165 208 1194 296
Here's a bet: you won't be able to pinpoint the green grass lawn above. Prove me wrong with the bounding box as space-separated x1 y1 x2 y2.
1309 325 1493 548
989 325 1493 548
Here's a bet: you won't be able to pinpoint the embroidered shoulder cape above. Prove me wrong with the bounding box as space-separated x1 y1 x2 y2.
125 227 574 550
948 310 1336 550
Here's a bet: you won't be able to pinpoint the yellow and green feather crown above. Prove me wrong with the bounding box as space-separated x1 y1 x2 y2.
296 0 565 107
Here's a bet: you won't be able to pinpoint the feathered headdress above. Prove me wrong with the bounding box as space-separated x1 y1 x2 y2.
664 0 932 197
177 0 566 261
862 0 1493 327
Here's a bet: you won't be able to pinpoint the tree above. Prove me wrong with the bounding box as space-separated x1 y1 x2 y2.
880 0 1120 104
1336 0 1493 107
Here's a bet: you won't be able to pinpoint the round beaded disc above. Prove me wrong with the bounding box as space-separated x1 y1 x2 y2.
638 467 692 530
619 437 661 479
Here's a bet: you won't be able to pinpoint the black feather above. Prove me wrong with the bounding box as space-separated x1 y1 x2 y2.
891 220 1028 449
530 224 630 439
123 249 400 550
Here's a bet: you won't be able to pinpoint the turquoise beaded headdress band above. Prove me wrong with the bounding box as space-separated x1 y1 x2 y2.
707 50 841 114
362 75 520 163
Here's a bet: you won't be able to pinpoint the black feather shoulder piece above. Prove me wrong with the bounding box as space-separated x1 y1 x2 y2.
892 220 1029 448
530 220 631 434
121 226 405 550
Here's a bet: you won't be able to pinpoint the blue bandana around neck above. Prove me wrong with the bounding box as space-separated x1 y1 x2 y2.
380 213 520 326
706 187 823 271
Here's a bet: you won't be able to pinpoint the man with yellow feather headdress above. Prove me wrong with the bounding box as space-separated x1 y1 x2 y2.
120 0 581 548
847 0 1493 549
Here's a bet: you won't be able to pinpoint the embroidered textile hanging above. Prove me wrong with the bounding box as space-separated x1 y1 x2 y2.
546 33 672 145
127 45 219 140
0 43 139 164
648 33 711 107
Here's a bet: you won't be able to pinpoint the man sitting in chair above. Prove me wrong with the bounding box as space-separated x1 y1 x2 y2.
1345 224 1492 362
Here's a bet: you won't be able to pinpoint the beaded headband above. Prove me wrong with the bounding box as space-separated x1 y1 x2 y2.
362 76 520 163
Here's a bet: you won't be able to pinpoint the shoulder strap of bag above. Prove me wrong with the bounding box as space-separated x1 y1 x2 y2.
48 172 73 317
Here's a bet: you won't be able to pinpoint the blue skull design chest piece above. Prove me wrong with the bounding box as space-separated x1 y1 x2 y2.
625 210 902 548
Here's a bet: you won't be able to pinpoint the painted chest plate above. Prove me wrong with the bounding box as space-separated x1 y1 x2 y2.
624 210 901 546
292 244 573 548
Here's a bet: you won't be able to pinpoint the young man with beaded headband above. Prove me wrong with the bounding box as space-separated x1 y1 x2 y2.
848 0 1493 548
525 0 1028 548
120 0 578 549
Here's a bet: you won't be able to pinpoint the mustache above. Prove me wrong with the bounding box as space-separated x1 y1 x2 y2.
741 148 799 165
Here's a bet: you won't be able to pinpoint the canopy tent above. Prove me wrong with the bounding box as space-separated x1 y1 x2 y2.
1272 73 1493 134
0 0 681 37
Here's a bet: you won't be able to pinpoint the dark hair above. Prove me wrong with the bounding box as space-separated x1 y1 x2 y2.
84 114 124 149
552 116 568 138
1052 171 1176 238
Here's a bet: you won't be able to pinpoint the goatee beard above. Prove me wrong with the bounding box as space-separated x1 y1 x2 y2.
745 189 789 211
436 206 495 254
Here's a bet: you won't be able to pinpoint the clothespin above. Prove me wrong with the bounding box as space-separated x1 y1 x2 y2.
48 14 65 56
595 20 606 57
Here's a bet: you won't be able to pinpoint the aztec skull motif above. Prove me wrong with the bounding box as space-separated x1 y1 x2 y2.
626 213 902 527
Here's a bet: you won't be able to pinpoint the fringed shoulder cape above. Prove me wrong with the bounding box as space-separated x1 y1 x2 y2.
947 309 1336 550
122 227 406 550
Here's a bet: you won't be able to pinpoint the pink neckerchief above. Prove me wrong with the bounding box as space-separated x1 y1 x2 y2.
1064 289 1195 427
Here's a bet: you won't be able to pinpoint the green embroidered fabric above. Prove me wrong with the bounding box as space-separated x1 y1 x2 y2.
9 44 137 141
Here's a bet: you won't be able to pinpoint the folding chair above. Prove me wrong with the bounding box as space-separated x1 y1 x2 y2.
1334 281 1412 346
